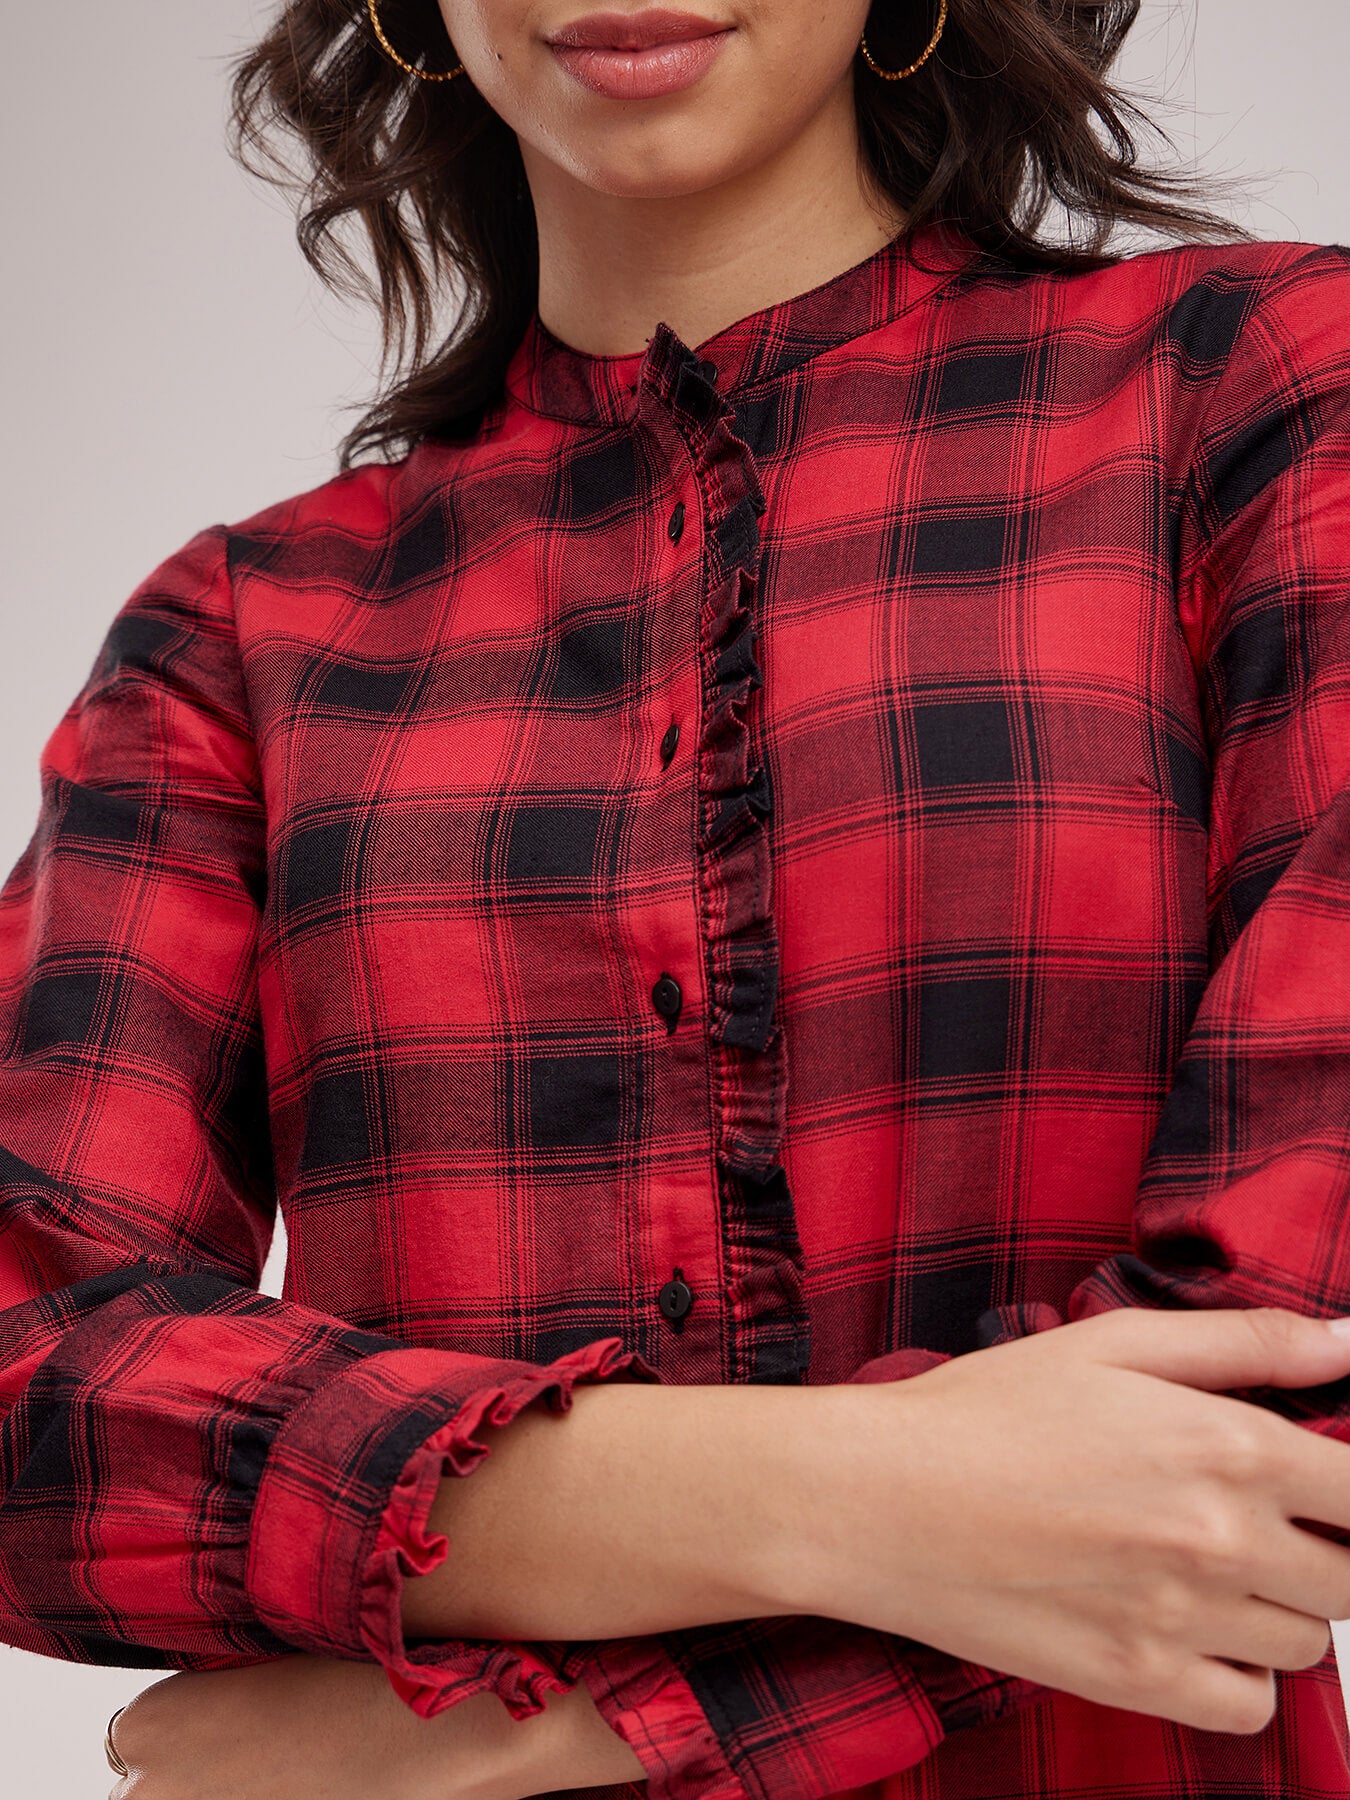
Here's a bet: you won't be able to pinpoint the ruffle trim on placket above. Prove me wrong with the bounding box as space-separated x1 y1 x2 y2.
693 392 811 1385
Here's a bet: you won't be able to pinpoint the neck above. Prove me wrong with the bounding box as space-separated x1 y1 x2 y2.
521 82 906 358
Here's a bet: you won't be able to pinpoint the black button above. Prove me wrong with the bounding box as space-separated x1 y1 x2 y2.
658 1268 694 1322
651 972 682 1028
659 719 679 766
667 501 685 543
697 358 718 382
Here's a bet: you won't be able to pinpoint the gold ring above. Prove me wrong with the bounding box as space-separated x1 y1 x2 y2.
104 1705 130 1776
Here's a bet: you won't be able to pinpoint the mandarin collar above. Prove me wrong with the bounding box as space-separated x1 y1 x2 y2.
502 220 983 429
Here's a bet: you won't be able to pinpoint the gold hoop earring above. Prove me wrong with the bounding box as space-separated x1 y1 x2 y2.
859 0 948 80
366 0 465 80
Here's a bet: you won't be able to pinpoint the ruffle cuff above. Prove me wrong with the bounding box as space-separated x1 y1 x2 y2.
246 1335 660 1718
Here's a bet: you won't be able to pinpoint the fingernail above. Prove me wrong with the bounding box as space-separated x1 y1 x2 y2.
1326 1317 1350 1337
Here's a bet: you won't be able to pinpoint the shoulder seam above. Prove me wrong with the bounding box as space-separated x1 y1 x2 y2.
1178 241 1350 663
214 521 266 809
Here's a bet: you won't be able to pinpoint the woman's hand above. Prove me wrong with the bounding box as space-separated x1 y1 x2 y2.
795 1305 1350 1737
104 1652 644 1800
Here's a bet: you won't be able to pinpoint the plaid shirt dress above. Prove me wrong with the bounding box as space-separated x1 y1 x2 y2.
2 220 1350 1800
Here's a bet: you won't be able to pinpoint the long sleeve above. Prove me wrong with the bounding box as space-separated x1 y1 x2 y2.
0 523 660 1720
1034 250 1350 1369
551 244 1350 1800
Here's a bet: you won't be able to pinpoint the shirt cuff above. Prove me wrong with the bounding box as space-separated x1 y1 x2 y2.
567 1618 950 1800
245 1334 659 1717
574 1636 756 1800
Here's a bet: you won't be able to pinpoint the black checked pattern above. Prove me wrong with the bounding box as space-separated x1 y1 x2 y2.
1 222 1350 1800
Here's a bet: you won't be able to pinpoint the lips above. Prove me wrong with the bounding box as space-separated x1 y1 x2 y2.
546 8 730 50
545 7 734 100
548 35 732 101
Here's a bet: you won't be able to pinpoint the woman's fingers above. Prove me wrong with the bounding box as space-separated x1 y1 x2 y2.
1184 1588 1333 1674
1165 1657 1280 1736
1268 1411 1350 1558
1241 1510 1350 1625
1086 1305 1350 1395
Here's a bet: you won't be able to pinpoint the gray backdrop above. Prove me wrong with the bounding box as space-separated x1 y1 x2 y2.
1 2 1347 1791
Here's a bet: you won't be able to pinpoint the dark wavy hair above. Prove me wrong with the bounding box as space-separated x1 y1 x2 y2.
227 1 1253 470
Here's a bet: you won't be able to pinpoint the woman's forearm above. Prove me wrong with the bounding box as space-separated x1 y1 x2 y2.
400 1377 859 1642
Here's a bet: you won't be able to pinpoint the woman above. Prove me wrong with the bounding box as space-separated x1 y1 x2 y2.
3 1 1350 1797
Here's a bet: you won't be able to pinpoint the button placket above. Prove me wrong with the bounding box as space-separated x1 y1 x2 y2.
667 338 808 1382
632 334 806 1376
654 489 694 1322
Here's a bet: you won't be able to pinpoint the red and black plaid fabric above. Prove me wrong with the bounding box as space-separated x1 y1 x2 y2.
2 220 1350 1800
